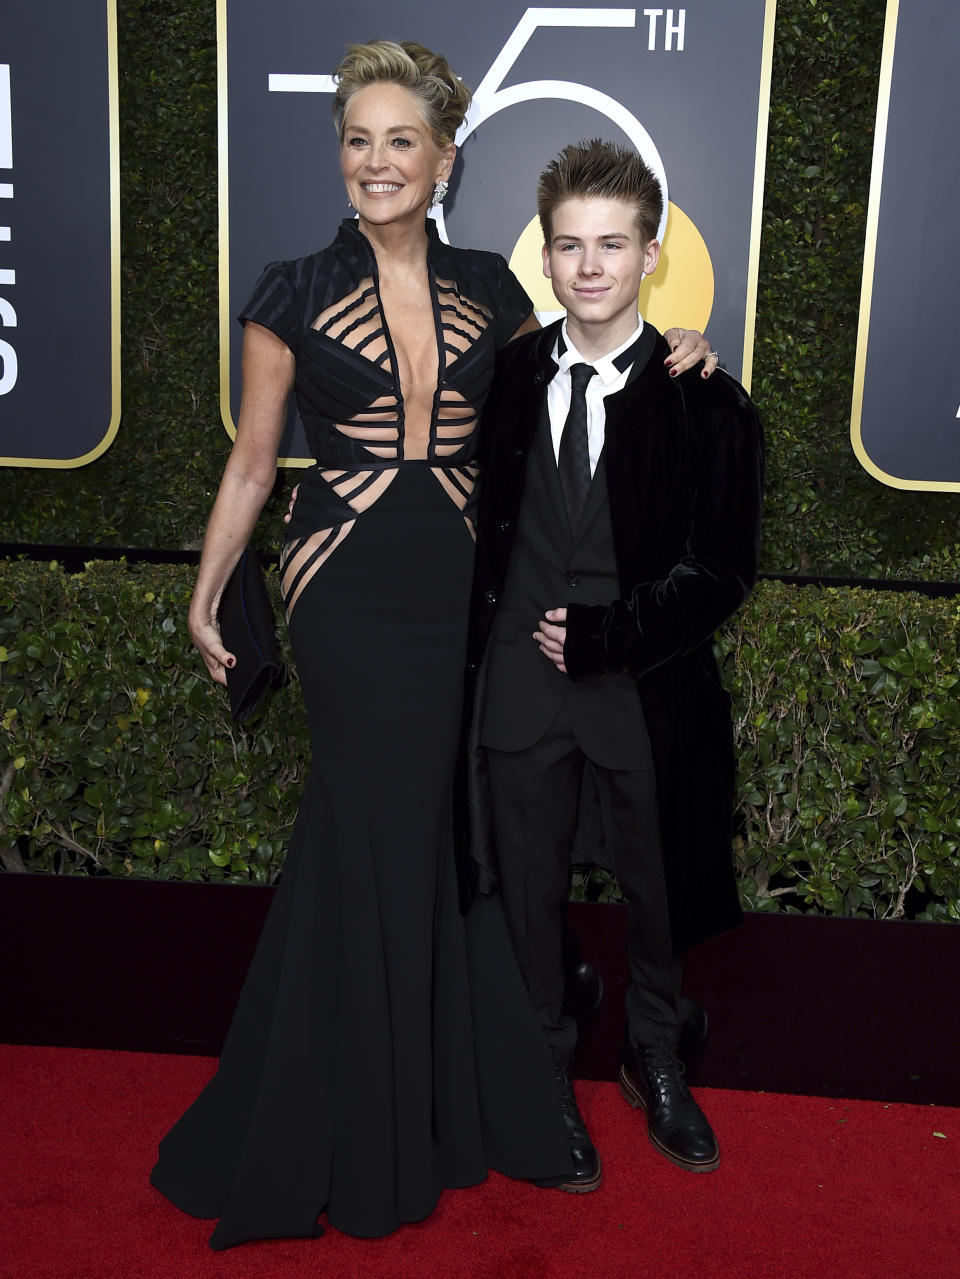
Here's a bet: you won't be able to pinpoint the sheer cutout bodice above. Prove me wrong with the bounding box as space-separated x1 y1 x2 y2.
238 219 532 618
306 269 491 463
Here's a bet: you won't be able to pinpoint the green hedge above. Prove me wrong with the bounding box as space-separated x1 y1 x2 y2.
722 581 960 921
1 0 959 578
0 560 304 884
2 561 958 921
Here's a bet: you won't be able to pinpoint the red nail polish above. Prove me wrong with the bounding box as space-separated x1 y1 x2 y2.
669 368 678 378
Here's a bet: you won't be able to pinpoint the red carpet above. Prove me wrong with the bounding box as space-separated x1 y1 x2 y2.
2 1044 957 1278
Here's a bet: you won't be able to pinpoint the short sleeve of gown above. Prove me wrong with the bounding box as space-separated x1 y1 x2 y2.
237 260 301 354
492 255 534 347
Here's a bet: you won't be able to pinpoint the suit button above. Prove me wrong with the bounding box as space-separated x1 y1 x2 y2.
513 447 524 459
484 590 497 604
466 661 478 673
497 519 512 533
567 574 580 588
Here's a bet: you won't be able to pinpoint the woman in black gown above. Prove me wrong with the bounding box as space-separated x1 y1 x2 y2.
150 39 713 1249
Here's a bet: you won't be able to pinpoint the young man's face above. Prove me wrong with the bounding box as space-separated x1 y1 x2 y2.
542 197 660 352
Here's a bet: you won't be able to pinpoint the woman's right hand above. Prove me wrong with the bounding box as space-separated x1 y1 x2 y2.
189 600 236 687
190 321 294 687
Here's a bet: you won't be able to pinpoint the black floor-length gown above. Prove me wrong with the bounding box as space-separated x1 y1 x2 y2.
150 221 572 1249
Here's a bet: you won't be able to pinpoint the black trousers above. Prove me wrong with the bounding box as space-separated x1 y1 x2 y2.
486 701 684 1063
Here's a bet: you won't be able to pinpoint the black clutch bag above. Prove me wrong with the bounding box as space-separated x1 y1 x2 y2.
217 549 282 724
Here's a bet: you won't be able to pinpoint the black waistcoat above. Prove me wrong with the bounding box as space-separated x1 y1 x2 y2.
479 407 652 770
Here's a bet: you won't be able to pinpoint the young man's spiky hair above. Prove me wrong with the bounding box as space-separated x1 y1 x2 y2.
537 138 663 245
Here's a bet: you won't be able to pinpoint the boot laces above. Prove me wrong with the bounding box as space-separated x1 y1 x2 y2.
644 1036 687 1084
554 1063 577 1107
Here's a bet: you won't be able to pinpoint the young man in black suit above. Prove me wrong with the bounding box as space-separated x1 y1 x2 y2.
467 139 764 1192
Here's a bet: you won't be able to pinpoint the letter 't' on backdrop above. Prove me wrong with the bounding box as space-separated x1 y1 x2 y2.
0 3 120 468
219 1 776 465
852 0 960 491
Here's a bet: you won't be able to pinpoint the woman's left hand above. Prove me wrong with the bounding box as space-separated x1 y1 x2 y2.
663 328 720 378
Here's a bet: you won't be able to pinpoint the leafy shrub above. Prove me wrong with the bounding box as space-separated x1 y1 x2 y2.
3 562 958 923
722 581 960 921
0 559 305 883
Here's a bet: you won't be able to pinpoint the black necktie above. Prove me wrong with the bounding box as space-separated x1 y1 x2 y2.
557 362 596 532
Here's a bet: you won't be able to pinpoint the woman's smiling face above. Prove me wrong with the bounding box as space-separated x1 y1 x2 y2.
340 82 454 230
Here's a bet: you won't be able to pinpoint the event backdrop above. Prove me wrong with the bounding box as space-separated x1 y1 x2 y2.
219 0 776 464
0 3 120 469
851 0 960 491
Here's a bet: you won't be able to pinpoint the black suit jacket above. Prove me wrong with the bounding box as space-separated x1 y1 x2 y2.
464 321 765 954
478 394 652 769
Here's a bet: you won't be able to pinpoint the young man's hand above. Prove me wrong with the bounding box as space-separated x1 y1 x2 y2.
284 484 300 524
533 607 568 675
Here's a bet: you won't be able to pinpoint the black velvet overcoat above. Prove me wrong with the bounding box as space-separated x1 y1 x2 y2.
462 321 765 955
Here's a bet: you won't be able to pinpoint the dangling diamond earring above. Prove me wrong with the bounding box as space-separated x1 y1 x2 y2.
432 180 449 206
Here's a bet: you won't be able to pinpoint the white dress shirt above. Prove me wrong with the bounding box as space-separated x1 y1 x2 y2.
547 317 645 477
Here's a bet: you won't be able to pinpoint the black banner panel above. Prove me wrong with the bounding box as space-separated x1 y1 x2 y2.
852 0 959 491
0 3 120 469
218 1 776 464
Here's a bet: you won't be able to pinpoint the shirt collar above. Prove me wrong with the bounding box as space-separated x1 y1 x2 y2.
554 317 645 387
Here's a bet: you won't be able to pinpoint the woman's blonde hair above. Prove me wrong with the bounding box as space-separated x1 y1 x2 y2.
332 40 471 149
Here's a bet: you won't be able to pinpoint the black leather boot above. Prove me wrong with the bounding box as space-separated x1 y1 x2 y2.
533 1060 602 1193
620 1035 719 1172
